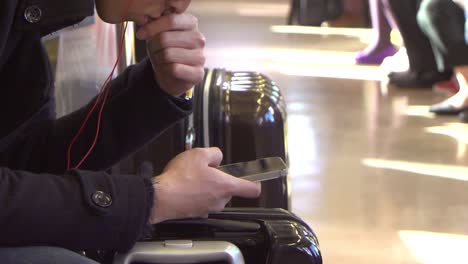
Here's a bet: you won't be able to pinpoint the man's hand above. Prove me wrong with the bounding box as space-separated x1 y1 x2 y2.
148 148 261 224
136 14 206 97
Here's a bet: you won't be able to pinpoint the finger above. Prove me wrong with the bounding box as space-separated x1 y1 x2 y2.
227 177 262 198
147 31 206 55
152 48 205 66
200 147 223 167
136 14 198 40
158 64 205 85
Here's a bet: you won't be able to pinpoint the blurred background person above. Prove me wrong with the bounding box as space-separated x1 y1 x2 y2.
423 0 468 122
355 0 398 65
386 0 455 89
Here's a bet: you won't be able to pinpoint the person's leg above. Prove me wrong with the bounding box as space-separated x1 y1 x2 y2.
381 0 398 30
420 0 468 114
385 0 437 71
367 0 393 50
0 247 99 264
356 0 397 64
456 67 468 121
430 67 468 114
287 0 299 25
384 0 454 87
417 0 468 71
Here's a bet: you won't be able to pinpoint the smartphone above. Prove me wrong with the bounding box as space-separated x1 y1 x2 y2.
217 157 288 182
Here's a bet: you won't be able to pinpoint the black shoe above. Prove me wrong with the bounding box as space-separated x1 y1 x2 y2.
388 70 453 88
429 103 468 115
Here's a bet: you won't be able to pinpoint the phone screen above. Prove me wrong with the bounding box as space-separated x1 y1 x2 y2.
217 157 288 182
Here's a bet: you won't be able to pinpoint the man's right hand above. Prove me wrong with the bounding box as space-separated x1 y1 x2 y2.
148 148 261 224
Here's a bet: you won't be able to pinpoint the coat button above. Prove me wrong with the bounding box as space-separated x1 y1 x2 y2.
92 191 113 208
24 6 42 24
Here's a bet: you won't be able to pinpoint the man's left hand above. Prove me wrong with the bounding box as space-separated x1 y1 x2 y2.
136 13 206 97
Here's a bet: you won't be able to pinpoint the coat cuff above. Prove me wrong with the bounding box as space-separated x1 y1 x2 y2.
135 58 193 113
70 169 153 252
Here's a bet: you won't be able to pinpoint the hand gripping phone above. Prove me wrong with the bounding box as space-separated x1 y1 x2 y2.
217 157 288 182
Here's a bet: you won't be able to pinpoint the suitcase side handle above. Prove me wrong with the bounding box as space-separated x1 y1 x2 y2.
113 240 245 264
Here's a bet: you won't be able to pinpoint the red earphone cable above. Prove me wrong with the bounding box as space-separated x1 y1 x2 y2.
66 21 129 170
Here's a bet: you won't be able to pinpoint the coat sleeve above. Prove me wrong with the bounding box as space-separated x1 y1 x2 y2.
8 58 192 173
0 0 190 253
0 167 154 252
3 0 192 173
0 61 179 251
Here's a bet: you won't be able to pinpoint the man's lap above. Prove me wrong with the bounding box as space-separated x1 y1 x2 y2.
0 247 98 264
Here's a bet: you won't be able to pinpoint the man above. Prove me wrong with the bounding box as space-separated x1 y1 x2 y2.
0 0 261 263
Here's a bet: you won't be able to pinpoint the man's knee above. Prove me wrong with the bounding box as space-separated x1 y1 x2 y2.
0 247 98 264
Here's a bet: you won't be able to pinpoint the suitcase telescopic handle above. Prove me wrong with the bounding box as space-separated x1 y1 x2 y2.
113 240 245 264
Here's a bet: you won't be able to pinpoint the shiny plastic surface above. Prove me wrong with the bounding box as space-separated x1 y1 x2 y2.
194 69 290 210
113 241 244 264
143 208 323 264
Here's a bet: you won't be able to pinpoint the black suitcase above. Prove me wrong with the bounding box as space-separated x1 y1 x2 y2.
288 0 343 26
113 208 323 264
112 68 290 210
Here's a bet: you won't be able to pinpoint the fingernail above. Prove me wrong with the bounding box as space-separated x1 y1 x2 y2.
136 29 147 40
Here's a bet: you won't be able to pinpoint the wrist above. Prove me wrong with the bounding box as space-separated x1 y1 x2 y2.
149 176 170 224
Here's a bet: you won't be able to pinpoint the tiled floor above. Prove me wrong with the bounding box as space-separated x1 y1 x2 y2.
188 1 468 263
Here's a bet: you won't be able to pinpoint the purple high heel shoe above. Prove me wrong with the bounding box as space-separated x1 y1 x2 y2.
355 46 398 65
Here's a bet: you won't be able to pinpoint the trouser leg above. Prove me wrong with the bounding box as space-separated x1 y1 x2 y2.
417 0 468 71
0 247 99 264
369 0 393 48
386 0 438 71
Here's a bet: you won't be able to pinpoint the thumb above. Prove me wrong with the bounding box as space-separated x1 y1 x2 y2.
204 147 223 167
228 177 262 198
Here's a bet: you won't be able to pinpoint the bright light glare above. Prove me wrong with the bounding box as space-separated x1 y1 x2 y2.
279 64 383 81
402 105 435 119
206 47 384 81
189 2 288 17
271 25 372 38
210 48 358 65
270 26 403 46
208 48 356 65
124 22 135 67
288 102 307 112
236 4 288 17
362 158 468 182
399 230 468 264
287 114 319 178
425 123 468 144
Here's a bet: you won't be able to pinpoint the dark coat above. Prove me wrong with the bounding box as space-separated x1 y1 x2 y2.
0 0 192 252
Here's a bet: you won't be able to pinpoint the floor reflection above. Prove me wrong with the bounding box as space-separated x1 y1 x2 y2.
363 158 468 182
399 230 468 264
188 1 468 262
425 123 468 145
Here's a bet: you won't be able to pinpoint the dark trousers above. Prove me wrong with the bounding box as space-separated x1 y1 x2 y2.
387 0 468 72
386 0 439 72
417 0 468 70
0 247 98 264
